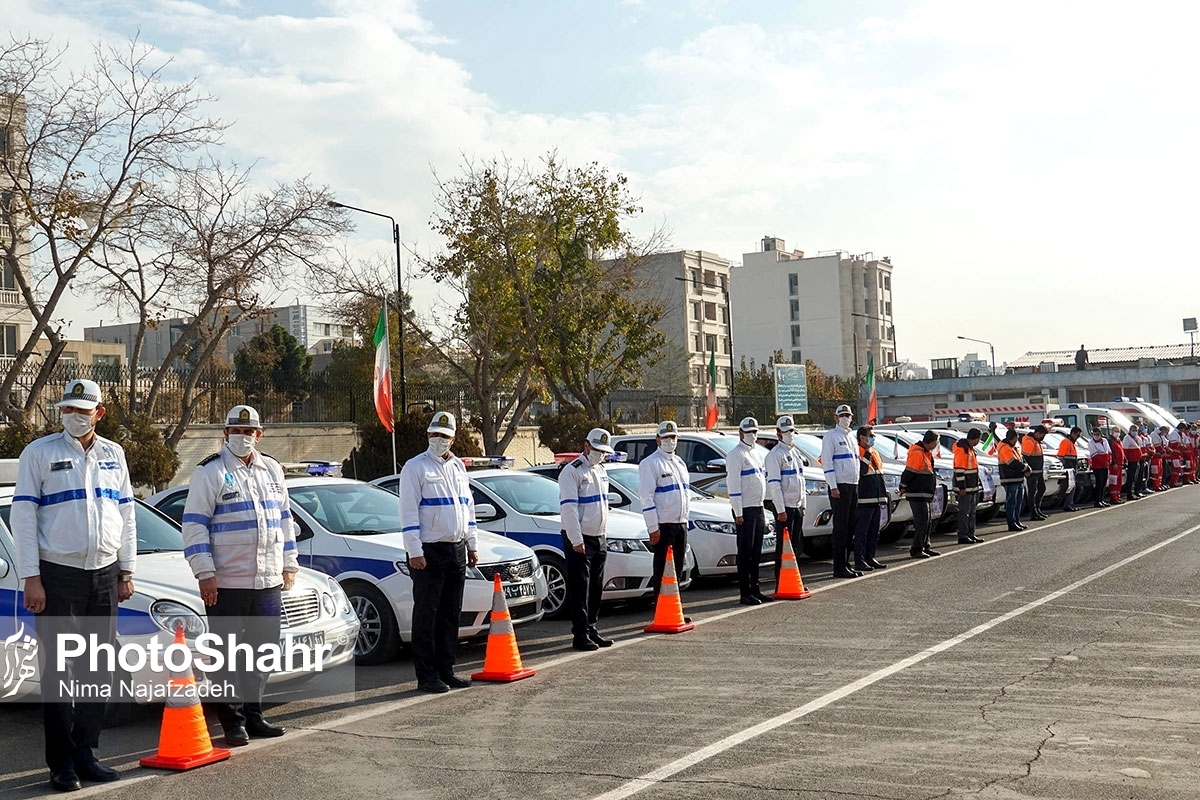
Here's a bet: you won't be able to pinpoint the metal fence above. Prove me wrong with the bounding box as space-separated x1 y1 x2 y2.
600 390 854 428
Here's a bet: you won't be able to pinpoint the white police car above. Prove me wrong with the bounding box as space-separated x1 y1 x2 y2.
0 488 359 703
149 477 547 665
373 462 694 619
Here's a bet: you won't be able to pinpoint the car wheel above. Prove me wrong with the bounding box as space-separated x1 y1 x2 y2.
346 582 400 666
538 553 569 620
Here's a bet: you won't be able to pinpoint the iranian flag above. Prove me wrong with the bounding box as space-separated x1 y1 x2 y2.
372 307 395 432
981 432 998 456
865 353 878 425
704 347 718 430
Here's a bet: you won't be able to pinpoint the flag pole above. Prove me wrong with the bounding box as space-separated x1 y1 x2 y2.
383 295 398 476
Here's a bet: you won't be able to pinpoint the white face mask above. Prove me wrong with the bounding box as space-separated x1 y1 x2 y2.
659 437 677 454
226 434 256 458
780 431 794 446
741 432 757 446
62 412 96 439
586 449 605 466
837 416 852 430
429 438 452 457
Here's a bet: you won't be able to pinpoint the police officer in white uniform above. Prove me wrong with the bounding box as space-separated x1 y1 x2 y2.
12 379 136 791
400 411 478 692
727 417 773 606
638 420 691 596
183 405 298 745
820 404 861 578
560 428 616 651
764 415 805 583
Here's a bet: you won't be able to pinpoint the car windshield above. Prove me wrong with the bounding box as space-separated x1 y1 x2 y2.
792 434 824 464
288 482 401 535
606 466 708 501
476 473 561 516
0 500 184 553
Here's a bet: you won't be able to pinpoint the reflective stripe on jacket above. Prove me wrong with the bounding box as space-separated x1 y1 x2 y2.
952 441 980 493
857 447 887 505
900 445 936 500
1020 435 1044 472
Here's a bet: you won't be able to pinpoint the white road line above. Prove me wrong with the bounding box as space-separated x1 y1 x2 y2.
588 520 1200 800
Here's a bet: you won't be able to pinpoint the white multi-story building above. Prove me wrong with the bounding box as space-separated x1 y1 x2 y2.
730 236 896 378
1 93 33 366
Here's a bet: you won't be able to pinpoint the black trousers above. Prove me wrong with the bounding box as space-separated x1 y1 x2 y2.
1092 468 1109 505
1025 473 1046 517
910 499 933 555
205 585 282 729
735 506 765 598
772 506 803 583
563 533 607 639
409 541 467 684
957 492 979 538
1125 461 1142 498
853 503 881 565
34 560 118 772
650 523 688 595
830 484 858 573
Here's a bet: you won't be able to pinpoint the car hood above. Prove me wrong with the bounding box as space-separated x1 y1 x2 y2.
342 528 533 563
129 552 206 612
688 497 735 520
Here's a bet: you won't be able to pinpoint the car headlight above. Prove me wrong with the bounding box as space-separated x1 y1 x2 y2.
321 592 336 617
935 467 953 483
327 577 352 615
466 565 489 580
530 551 541 571
883 474 901 491
804 479 826 496
150 600 206 638
607 538 649 553
694 519 736 534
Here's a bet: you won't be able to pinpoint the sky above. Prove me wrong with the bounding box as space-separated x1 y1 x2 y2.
9 0 1200 371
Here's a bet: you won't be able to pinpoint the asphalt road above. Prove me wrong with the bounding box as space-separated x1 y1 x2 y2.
3 487 1199 799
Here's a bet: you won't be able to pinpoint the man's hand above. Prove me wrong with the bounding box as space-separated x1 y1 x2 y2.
409 556 427 570
648 529 660 546
22 577 46 614
776 512 787 522
830 488 841 500
468 550 479 567
118 579 135 603
573 543 585 554
282 571 296 591
734 516 743 526
198 576 218 607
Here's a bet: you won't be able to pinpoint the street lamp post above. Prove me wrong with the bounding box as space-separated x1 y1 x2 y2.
328 201 407 411
674 274 735 424
957 335 995 376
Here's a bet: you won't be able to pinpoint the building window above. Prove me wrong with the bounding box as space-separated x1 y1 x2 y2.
879 300 884 316
790 325 801 348
789 299 799 322
1068 389 1085 404
791 349 802 364
694 334 702 352
1173 383 1200 402
705 334 717 353
323 341 332 353
697 366 705 385
690 268 700 287
723 336 730 355
721 305 728 325
0 125 9 164
884 275 891 290
693 302 701 321
719 275 727 292
788 273 798 296
864 299 870 314
1 258 14 291
863 271 869 289
885 301 892 316
879 273 883 288
723 367 732 387
704 302 717 321
703 269 716 287
0 324 16 356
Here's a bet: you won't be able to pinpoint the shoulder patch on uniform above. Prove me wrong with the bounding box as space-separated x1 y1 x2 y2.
258 453 281 466
198 452 221 466
570 457 586 469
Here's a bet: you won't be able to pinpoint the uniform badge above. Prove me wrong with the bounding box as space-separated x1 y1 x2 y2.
224 472 235 488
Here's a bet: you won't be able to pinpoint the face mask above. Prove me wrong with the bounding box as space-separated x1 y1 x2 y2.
62 413 95 439
780 432 794 446
226 434 256 458
586 449 605 466
429 438 452 457
741 432 756 446
837 417 852 430
659 438 677 454
867 435 876 448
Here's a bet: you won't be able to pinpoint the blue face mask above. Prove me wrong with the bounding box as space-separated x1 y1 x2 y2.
866 436 876 448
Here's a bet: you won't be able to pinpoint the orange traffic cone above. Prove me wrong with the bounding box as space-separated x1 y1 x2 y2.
471 573 536 682
140 625 231 771
772 529 812 600
644 545 694 633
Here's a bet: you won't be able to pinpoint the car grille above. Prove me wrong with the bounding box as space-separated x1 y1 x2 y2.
280 589 321 629
507 601 538 621
477 557 535 582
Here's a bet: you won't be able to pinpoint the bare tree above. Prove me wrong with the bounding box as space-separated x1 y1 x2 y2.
0 36 223 431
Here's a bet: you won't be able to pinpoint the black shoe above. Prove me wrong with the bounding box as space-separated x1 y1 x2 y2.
867 559 887 569
441 673 472 688
957 538 975 544
74 758 118 782
1033 514 1048 521
586 630 614 648
924 548 941 557
1008 525 1023 531
1100 501 1111 506
572 637 600 651
49 770 82 792
739 595 762 606
833 569 861 578
854 562 873 571
970 536 985 543
1017 523 1029 530
753 592 776 603
1063 507 1076 512
246 717 287 738
223 725 251 746
417 679 450 693
910 551 929 559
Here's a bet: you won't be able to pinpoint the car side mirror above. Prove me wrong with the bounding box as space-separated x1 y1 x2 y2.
474 503 499 522
705 458 726 472
294 518 314 542
0 556 8 579
607 492 623 507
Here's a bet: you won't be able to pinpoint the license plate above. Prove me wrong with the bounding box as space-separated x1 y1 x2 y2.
282 631 324 650
762 536 776 552
504 582 536 600
983 491 995 502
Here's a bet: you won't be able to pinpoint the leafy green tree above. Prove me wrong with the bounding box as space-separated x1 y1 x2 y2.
94 411 180 490
234 324 313 415
536 406 625 455
733 353 856 427
342 411 483 482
